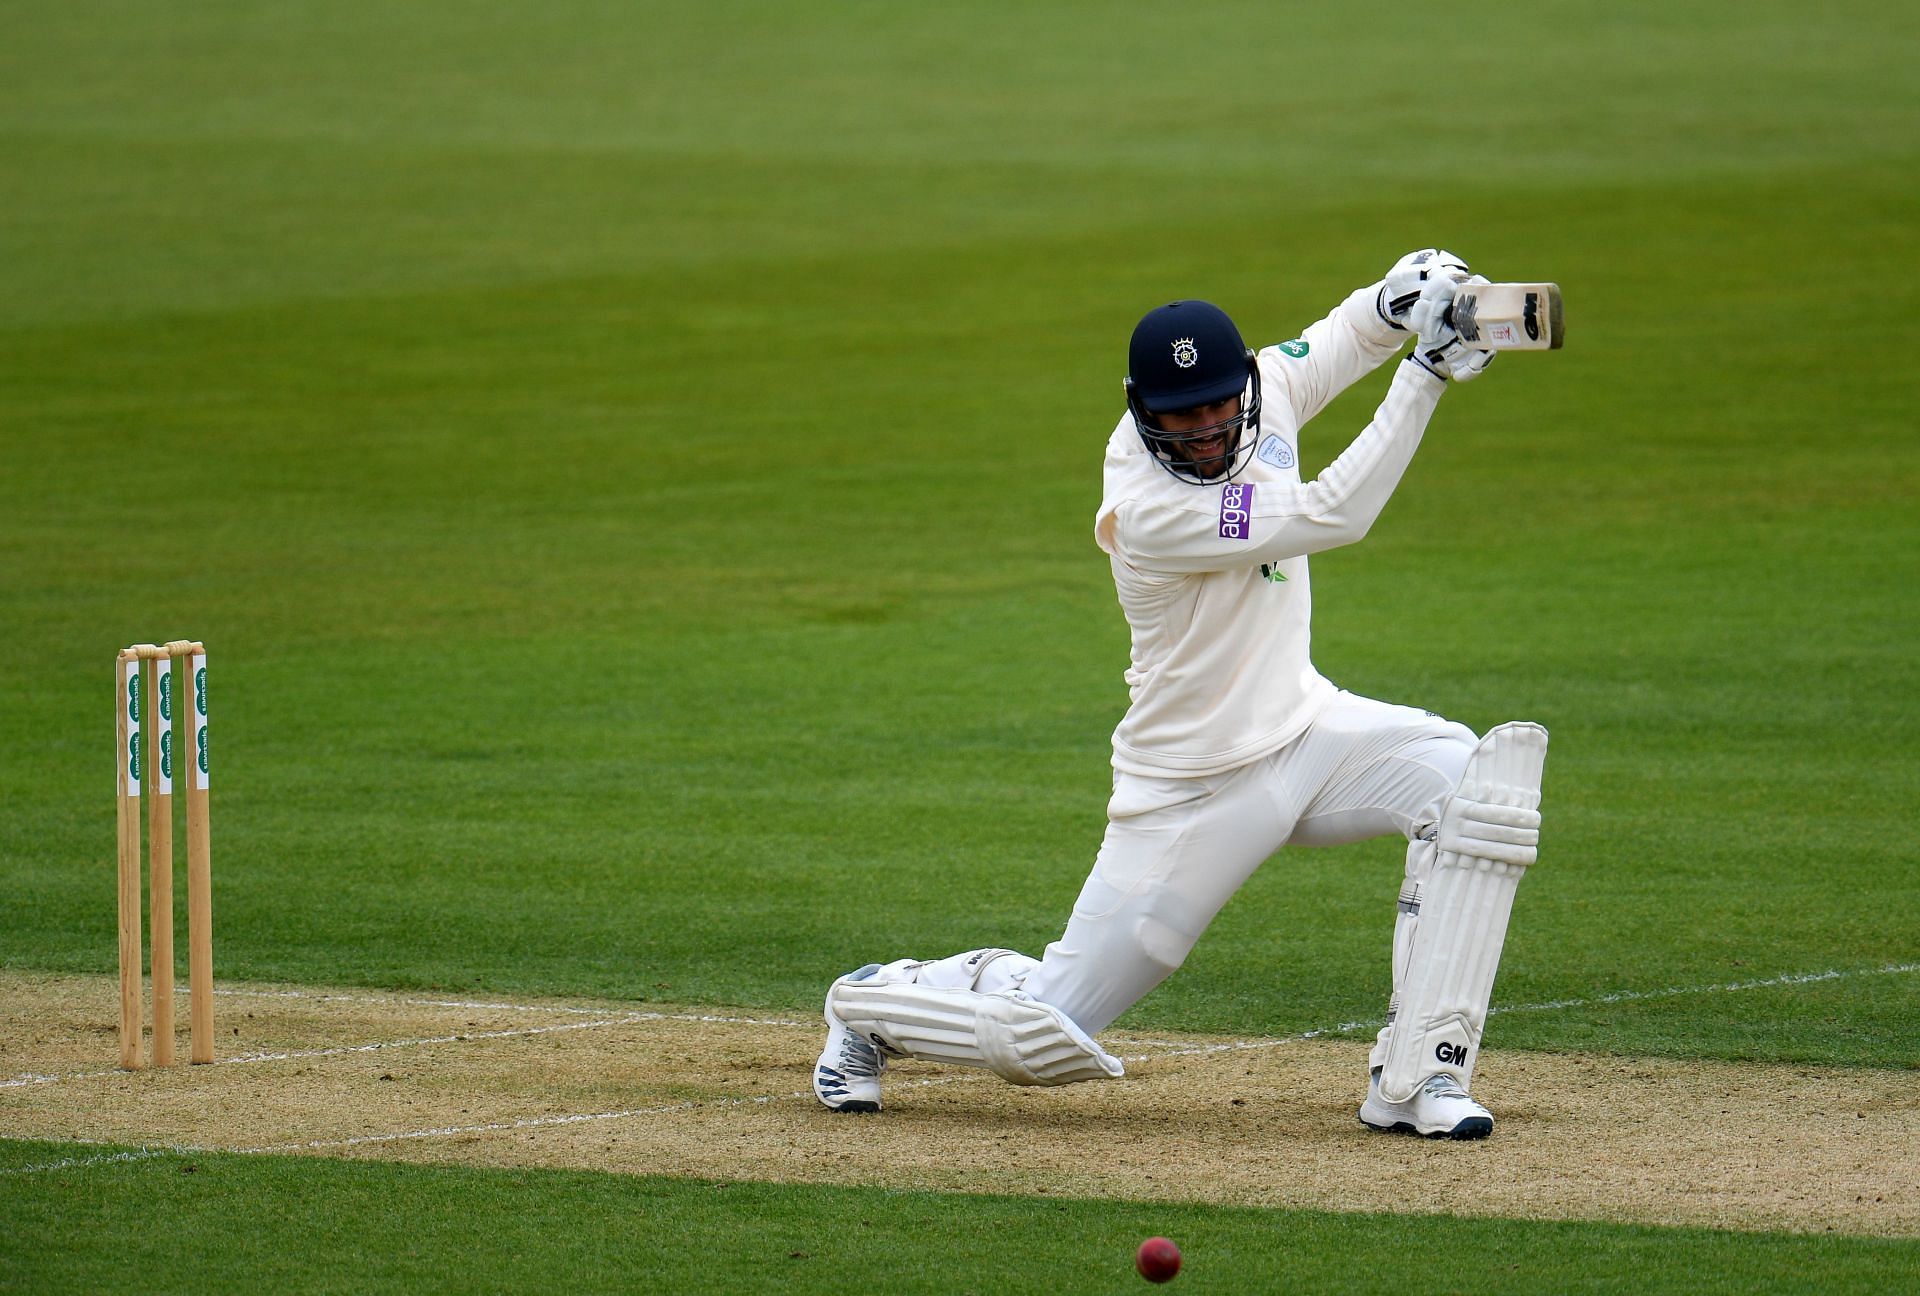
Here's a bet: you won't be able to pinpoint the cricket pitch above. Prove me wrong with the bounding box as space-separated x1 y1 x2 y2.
2 971 1913 1237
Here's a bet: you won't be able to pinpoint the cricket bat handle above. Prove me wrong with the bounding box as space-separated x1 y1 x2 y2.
1444 282 1564 351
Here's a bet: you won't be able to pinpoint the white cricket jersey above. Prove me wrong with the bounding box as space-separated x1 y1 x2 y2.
1094 283 1446 778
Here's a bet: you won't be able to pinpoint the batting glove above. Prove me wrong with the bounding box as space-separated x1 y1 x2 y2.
1406 272 1497 383
1377 248 1470 330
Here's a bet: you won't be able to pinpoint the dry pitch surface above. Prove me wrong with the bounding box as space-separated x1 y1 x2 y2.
3 971 1914 1237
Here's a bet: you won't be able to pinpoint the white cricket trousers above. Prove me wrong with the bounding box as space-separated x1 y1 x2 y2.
905 692 1473 1051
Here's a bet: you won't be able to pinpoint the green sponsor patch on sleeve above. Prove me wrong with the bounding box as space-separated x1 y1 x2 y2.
1277 339 1309 358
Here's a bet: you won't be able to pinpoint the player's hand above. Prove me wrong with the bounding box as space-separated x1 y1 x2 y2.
1377 248 1470 330
1406 272 1497 383
1407 265 1474 342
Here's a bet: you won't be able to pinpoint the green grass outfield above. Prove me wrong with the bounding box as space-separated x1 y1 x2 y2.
2 1 1916 1289
3 1141 1915 1295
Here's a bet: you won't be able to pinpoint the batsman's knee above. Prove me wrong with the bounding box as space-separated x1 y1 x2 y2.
1134 913 1195 981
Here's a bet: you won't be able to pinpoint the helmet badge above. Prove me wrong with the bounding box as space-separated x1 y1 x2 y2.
1171 337 1199 369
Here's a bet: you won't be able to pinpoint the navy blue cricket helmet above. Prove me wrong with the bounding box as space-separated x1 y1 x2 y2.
1124 300 1262 483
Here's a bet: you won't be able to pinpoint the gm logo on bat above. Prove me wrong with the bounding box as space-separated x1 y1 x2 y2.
1219 482 1255 540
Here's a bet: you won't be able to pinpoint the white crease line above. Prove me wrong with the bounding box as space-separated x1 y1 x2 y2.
212 985 806 1028
1487 962 1919 1016
1121 961 1920 1063
241 1098 788 1154
2 1013 730 1090
0 1145 196 1177
0 1075 991 1174
1118 1024 1370 1064
218 1015 659 1066
3 1007 809 1090
238 1072 992 1157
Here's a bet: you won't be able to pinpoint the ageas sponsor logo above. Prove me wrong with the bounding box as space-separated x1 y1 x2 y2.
1218 481 1255 540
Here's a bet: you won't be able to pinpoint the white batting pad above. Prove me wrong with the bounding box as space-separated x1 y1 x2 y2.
829 979 1124 1087
1378 722 1548 1103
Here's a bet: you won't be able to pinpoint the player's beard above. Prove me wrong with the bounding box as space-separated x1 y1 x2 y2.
1183 429 1239 480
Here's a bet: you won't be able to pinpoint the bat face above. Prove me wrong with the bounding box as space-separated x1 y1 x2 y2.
1448 283 1564 351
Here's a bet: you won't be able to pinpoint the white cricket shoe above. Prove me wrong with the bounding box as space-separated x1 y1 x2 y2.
1359 1069 1494 1139
813 964 888 1113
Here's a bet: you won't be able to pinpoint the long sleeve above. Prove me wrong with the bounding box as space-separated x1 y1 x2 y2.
1265 283 1408 425
1108 361 1444 575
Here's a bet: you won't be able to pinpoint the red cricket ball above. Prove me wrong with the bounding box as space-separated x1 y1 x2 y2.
1136 1236 1182 1283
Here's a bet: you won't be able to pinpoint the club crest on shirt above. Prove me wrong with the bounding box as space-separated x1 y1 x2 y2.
1258 435 1295 469
1172 337 1198 368
1219 482 1255 540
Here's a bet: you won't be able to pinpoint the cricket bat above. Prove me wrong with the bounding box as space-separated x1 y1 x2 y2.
1446 282 1563 351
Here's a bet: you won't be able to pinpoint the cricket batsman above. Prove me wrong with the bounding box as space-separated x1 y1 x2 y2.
812 251 1549 1139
